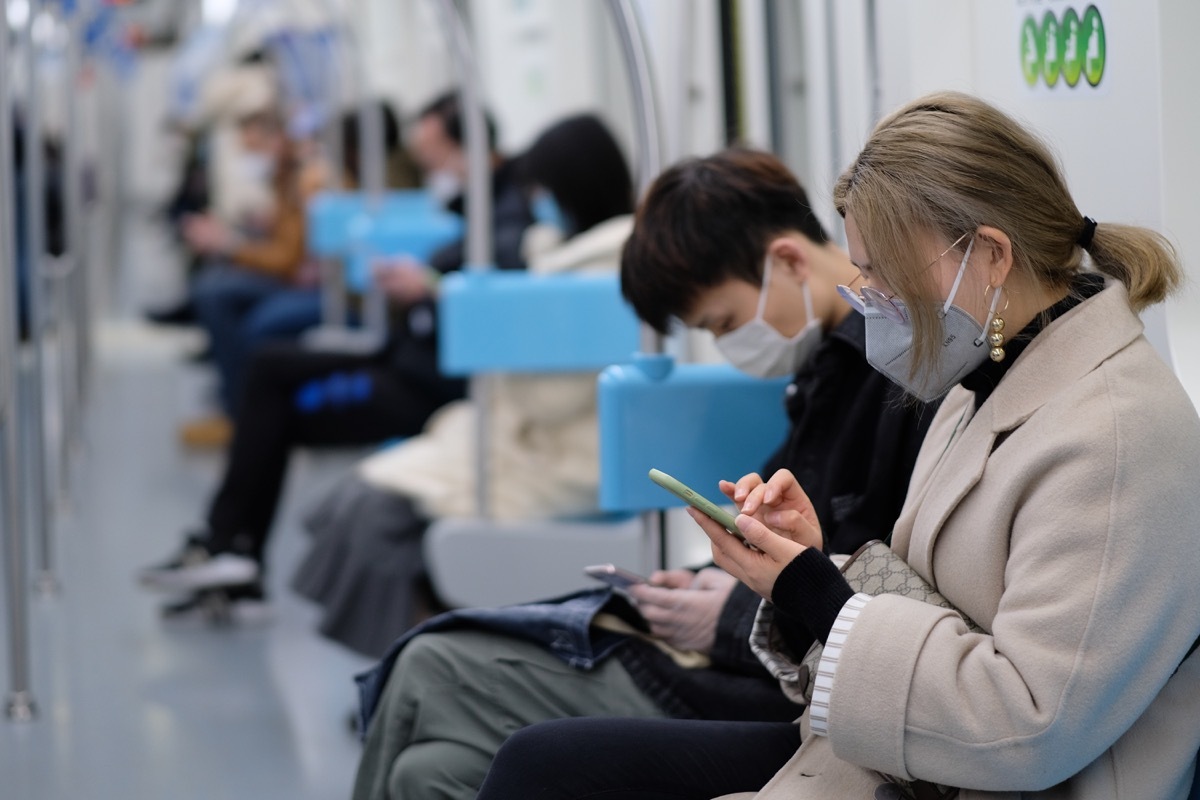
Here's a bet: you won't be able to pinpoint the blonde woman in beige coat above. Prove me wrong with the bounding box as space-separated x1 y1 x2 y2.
474 93 1200 800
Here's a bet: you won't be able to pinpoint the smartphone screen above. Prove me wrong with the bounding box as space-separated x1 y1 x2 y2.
647 468 746 541
584 564 647 590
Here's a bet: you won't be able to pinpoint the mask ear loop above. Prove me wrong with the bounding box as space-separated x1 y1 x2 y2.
755 255 774 321
800 280 816 328
942 237 977 316
975 284 1008 346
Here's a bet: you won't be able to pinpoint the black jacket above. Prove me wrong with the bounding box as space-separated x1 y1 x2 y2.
386 157 534 402
614 313 938 721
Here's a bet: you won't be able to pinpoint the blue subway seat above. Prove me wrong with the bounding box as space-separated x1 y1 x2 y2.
598 354 790 513
438 270 641 374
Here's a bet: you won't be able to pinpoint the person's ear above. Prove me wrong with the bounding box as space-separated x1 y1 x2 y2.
767 236 811 285
975 226 1014 287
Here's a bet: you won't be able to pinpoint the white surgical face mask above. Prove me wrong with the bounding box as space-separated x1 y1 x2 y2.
426 169 463 206
864 237 1004 402
715 256 823 379
239 151 275 182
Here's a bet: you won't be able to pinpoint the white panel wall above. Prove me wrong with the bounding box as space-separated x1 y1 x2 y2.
349 0 454 120
467 0 617 153
635 0 725 161
1158 1 1200 400
825 0 1200 390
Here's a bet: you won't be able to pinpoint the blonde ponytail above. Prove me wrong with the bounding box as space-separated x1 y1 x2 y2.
1085 223 1182 311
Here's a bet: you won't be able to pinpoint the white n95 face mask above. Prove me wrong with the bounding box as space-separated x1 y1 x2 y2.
864 237 1004 402
426 170 463 206
715 255 822 379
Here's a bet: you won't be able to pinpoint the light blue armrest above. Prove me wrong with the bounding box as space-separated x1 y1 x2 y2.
438 271 642 374
305 189 440 258
598 354 790 512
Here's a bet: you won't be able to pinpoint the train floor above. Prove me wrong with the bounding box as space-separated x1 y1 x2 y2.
0 208 373 800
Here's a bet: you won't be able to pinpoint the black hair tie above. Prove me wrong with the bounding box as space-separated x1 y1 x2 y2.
1077 216 1098 249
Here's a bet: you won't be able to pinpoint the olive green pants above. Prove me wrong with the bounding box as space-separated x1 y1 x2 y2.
351 629 666 800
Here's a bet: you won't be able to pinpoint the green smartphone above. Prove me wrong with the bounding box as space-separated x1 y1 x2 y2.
648 468 746 541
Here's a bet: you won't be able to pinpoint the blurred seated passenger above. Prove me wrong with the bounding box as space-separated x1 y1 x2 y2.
347 148 938 800
147 59 280 323
180 100 415 448
292 114 637 655
136 92 532 613
475 92 1200 800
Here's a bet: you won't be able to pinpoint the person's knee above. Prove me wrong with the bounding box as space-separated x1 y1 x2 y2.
392 633 468 697
389 741 490 800
191 270 236 319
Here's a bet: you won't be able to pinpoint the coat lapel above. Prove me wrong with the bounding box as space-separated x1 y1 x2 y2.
906 397 994 577
902 282 1143 579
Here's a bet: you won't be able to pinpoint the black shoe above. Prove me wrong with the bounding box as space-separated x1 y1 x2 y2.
160 582 272 626
144 298 197 327
138 534 260 593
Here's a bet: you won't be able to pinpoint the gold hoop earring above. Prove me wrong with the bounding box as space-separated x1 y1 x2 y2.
985 285 1010 362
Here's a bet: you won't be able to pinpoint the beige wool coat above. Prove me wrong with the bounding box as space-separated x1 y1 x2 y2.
357 215 634 521
735 282 1200 800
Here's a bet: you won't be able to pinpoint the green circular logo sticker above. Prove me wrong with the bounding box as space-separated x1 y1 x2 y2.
1060 8 1083 87
1081 5 1106 86
1020 15 1043 87
1041 11 1062 86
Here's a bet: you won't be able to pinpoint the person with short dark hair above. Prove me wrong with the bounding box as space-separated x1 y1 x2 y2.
348 148 936 800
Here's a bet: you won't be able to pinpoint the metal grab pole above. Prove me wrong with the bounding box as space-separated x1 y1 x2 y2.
2 2 38 722
604 0 669 568
70 10 92 416
604 0 664 355
51 3 85 507
433 0 493 519
317 26 347 329
24 0 58 594
357 93 388 341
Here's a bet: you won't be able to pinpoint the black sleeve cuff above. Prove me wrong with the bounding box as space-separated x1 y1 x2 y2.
771 548 856 645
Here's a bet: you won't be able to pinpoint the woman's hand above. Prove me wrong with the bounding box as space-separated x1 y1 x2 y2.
689 469 823 601
182 213 236 255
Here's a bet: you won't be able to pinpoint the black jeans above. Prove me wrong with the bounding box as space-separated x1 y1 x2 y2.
204 340 463 562
476 717 800 800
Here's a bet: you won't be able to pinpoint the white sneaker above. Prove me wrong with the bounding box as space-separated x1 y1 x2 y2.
159 587 274 627
140 552 260 593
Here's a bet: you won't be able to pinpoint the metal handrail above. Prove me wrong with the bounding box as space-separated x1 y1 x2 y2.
604 0 664 356
2 0 38 722
603 0 670 567
23 0 58 594
433 0 494 519
605 0 665 197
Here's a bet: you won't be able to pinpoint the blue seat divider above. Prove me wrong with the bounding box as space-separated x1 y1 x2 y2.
306 189 436 259
598 354 790 513
438 271 642 374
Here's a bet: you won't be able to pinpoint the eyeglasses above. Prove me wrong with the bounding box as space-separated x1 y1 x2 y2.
836 232 972 323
